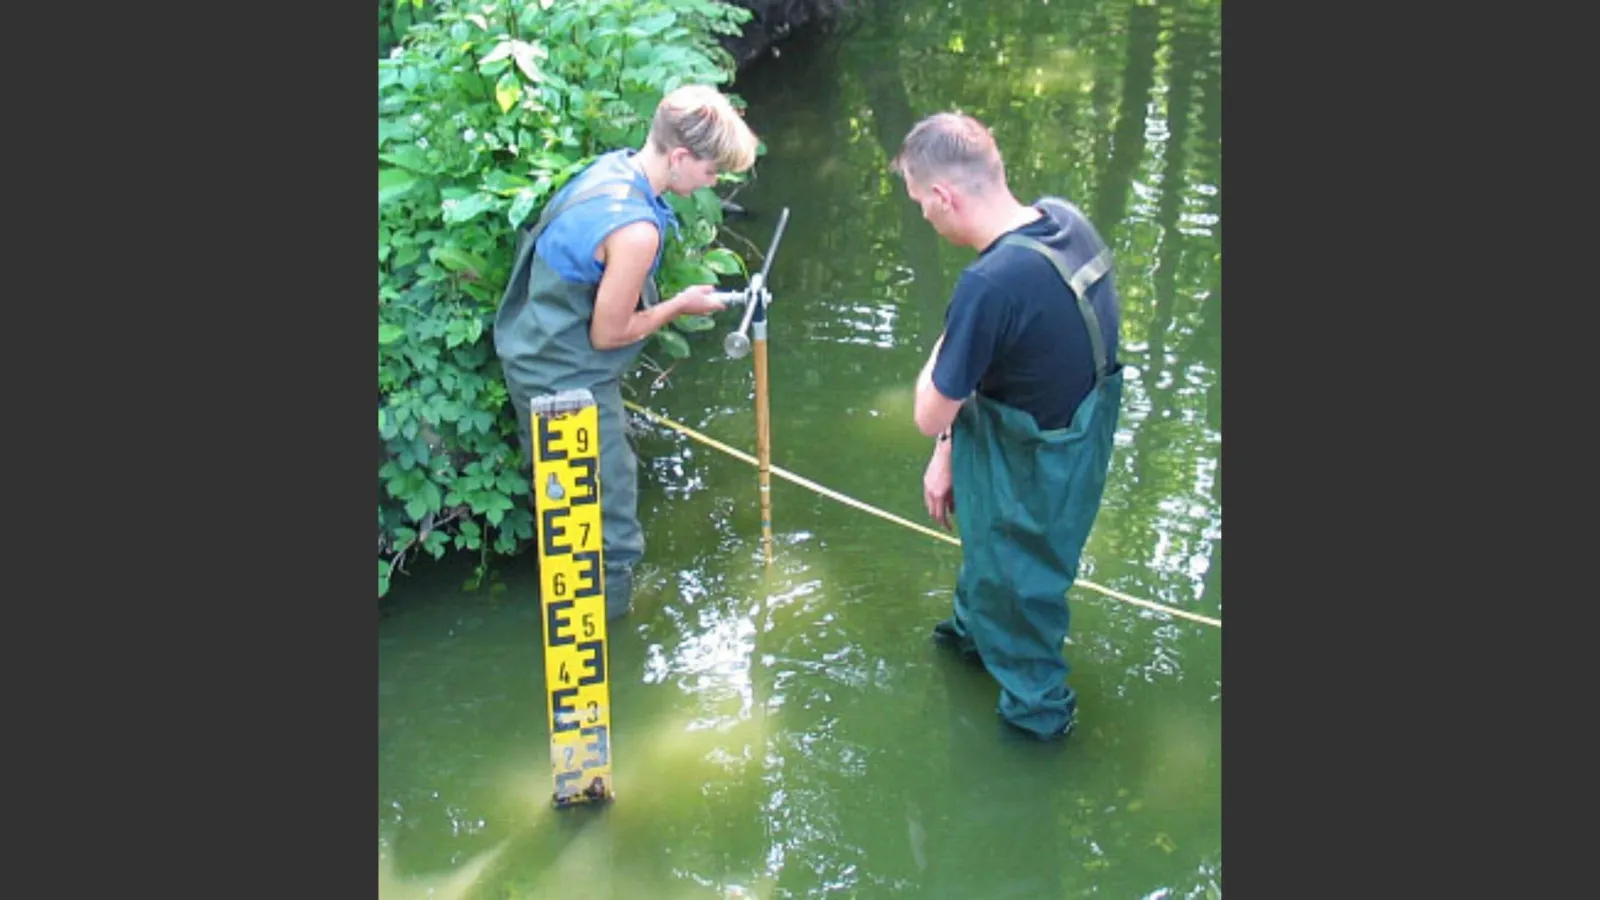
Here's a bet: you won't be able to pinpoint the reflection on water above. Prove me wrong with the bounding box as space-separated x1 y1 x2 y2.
380 0 1221 896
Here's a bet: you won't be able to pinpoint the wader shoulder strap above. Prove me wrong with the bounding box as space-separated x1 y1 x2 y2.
509 179 647 271
998 233 1113 380
499 178 654 318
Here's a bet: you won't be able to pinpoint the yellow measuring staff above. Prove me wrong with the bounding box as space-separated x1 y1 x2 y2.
529 389 614 807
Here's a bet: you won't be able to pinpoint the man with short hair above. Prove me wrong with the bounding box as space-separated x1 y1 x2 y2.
892 112 1124 740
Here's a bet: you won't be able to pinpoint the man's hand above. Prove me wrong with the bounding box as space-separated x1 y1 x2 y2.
923 441 955 530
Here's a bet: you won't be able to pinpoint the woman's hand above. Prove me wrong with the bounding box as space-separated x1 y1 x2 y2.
673 284 727 316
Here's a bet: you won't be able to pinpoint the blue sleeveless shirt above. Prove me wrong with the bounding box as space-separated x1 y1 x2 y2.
533 148 679 284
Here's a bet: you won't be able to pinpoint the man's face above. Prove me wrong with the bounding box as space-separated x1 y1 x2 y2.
670 149 720 196
905 174 955 242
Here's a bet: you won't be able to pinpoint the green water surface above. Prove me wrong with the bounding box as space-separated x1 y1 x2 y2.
379 0 1221 896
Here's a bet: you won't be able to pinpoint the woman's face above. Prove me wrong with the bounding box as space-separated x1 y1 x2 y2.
670 148 721 195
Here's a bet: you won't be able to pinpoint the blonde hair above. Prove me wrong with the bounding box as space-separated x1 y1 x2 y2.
889 112 1005 194
647 84 760 173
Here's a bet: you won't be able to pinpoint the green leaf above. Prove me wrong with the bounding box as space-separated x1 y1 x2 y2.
654 328 690 359
379 323 406 344
674 314 715 332
506 507 535 539
682 263 718 284
404 480 443 521
628 12 677 37
508 189 539 227
379 560 391 598
422 529 450 558
434 399 465 423
380 147 434 174
489 525 515 554
693 187 724 224
482 170 534 196
379 168 417 206
482 41 514 65
399 436 429 468
387 467 418 498
432 246 489 277
377 117 412 148
441 193 496 224
664 192 696 220
497 470 526 494
510 40 547 82
495 71 522 113
703 247 745 276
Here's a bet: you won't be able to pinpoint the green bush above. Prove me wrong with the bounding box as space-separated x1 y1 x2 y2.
378 0 758 598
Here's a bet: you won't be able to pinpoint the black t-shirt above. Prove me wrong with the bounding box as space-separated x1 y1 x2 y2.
930 211 1120 430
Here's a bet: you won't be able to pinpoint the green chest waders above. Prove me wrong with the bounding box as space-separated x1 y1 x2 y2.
939 232 1124 739
493 173 663 619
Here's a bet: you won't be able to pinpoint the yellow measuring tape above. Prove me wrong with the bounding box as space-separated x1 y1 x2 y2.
623 399 1222 629
530 390 614 806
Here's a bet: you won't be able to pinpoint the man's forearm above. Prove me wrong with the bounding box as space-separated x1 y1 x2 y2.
916 334 944 391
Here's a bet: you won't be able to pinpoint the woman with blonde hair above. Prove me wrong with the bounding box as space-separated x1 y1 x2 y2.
494 84 761 619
